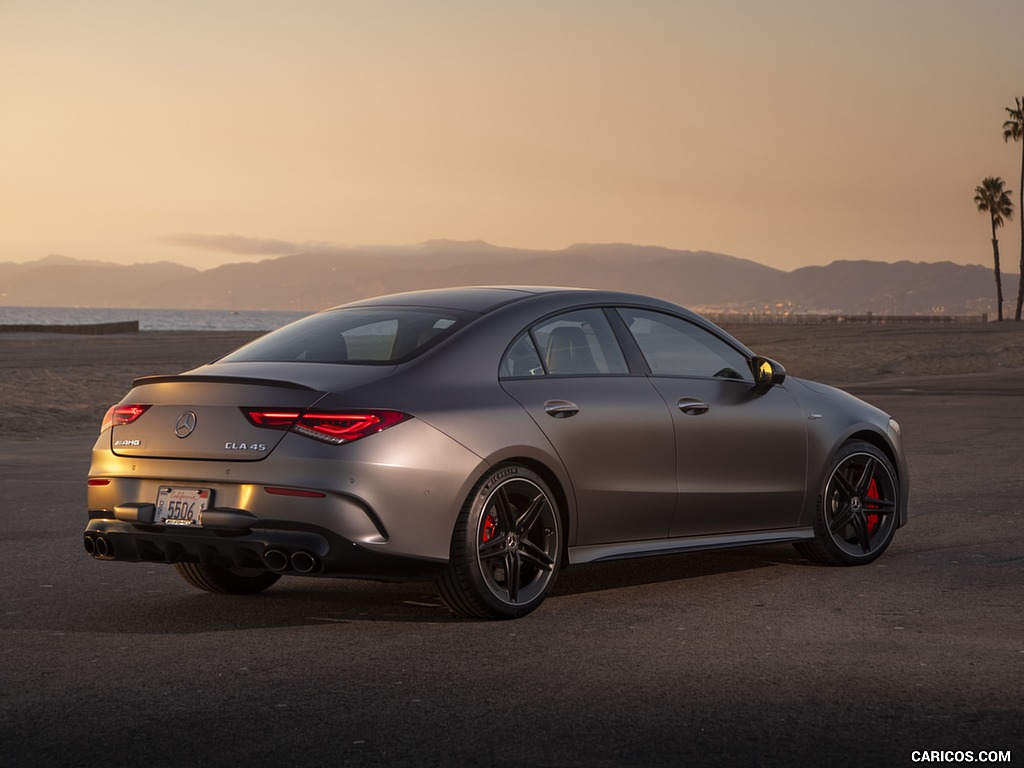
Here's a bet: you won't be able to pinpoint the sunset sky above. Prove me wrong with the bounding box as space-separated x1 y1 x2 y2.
2 0 1022 272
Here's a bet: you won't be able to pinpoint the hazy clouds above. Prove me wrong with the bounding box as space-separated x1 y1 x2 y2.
156 234 340 257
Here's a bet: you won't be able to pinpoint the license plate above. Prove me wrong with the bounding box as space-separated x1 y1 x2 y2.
155 487 211 527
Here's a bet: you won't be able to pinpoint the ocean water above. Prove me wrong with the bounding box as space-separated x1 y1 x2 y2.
0 306 309 331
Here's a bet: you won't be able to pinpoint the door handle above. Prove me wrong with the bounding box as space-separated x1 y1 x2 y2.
677 398 710 416
544 400 580 418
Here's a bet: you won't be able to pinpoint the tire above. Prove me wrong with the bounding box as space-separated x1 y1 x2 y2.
437 464 563 620
796 440 900 566
174 562 281 595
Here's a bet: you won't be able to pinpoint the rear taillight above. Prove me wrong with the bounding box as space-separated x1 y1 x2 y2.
245 410 302 428
293 411 409 444
242 408 410 445
101 404 151 432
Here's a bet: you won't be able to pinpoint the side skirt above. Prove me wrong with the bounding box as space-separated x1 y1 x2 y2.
568 527 815 565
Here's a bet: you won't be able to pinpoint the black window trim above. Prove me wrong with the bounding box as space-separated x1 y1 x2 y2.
604 307 651 375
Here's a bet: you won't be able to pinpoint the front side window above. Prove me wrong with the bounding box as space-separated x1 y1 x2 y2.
618 308 752 382
520 309 629 376
220 307 473 365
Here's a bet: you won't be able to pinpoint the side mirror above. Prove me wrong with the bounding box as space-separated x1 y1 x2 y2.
751 356 786 395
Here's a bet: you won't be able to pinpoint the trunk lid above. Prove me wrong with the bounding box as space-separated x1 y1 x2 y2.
108 363 395 461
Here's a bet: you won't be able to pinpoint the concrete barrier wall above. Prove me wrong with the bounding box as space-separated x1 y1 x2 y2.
0 320 139 334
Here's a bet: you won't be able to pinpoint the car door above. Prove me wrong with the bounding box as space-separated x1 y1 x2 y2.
499 308 677 546
615 308 808 537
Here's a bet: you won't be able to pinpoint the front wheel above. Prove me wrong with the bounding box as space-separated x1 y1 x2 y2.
438 464 563 620
796 441 900 566
174 562 281 595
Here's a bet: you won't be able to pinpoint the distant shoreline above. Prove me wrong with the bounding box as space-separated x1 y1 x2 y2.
0 306 307 332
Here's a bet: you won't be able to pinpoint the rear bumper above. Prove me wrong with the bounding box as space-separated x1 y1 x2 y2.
83 514 445 581
88 416 486 562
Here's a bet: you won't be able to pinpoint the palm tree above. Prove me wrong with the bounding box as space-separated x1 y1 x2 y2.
1003 97 1024 320
974 176 1014 322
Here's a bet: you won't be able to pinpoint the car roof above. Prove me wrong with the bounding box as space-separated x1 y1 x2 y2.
338 286 592 314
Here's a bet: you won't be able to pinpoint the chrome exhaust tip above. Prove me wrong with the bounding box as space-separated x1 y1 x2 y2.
290 551 320 574
93 535 112 558
263 549 290 572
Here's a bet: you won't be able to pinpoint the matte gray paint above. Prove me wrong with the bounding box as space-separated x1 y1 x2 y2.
502 376 676 545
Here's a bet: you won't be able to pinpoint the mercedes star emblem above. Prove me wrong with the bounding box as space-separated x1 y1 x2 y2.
174 411 198 438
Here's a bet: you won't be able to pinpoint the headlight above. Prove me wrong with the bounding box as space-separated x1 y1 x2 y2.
888 418 901 435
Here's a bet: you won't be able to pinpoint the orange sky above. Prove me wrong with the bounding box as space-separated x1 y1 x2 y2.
1 1 1022 272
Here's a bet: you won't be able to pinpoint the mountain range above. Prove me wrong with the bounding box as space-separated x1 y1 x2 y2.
0 243 1018 317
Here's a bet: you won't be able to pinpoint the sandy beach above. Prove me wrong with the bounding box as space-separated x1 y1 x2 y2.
2 322 1024 438
0 331 259 438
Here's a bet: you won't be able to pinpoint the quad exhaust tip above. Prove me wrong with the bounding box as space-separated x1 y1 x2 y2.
84 536 320 573
263 548 321 574
84 533 113 559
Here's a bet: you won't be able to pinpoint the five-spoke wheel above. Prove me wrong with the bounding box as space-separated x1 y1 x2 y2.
438 464 563 619
796 441 900 565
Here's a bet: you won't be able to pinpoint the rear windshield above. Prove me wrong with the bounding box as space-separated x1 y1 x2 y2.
219 307 476 365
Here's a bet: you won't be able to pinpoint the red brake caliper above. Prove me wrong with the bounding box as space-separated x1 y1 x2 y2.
482 514 497 543
865 478 880 533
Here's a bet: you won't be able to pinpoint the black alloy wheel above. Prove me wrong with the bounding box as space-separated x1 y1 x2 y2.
796 441 900 566
438 464 563 619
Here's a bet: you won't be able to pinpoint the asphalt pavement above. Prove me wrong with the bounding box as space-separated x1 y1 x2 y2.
1 373 1022 767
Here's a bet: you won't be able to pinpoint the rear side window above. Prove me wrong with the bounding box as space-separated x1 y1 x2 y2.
501 309 628 377
220 307 474 365
500 333 545 377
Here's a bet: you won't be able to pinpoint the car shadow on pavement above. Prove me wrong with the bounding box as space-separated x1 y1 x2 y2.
73 580 463 631
65 544 809 632
553 543 807 597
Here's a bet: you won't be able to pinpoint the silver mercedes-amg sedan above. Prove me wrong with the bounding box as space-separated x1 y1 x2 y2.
85 287 908 619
